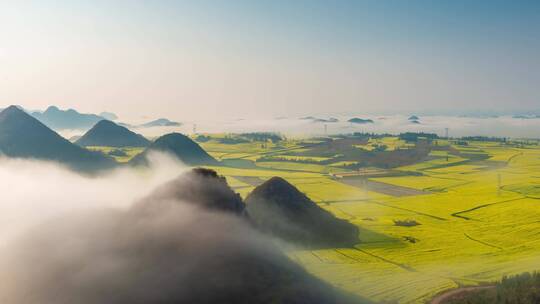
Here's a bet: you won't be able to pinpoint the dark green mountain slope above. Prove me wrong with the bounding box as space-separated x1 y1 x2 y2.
0 105 115 171
130 133 217 166
246 177 359 248
76 120 150 147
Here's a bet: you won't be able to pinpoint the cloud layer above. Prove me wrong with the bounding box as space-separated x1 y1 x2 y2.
0 155 358 304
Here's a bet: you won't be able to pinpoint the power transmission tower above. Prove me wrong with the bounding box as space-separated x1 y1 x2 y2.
193 124 197 134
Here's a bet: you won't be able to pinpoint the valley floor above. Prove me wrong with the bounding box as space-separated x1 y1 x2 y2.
95 135 540 303
198 137 540 303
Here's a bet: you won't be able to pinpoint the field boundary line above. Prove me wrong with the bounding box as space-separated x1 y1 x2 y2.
371 200 448 221
463 233 503 250
507 151 524 164
451 197 526 220
354 248 417 272
334 249 368 263
235 142 320 160
322 199 372 204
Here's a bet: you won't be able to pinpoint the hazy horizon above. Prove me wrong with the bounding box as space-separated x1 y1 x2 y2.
3 3 540 304
1 0 539 120
3 104 540 139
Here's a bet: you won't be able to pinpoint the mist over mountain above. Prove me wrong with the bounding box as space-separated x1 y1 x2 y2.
31 106 105 130
146 168 245 214
99 112 118 121
348 118 374 124
246 177 359 248
76 120 150 147
0 167 365 304
300 116 339 123
130 133 217 166
0 106 115 171
140 118 181 128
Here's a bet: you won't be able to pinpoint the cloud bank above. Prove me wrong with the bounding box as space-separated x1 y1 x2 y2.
0 154 359 304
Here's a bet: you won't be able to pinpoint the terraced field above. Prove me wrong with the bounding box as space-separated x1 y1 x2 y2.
200 136 540 303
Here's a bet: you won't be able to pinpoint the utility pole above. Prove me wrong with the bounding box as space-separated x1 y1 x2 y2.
324 124 328 136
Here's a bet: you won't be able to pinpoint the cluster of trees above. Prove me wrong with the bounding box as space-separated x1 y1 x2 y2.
194 135 211 142
240 132 283 143
217 136 251 144
256 156 325 164
352 132 393 139
399 132 439 142
371 144 388 152
393 219 421 227
107 149 127 157
460 136 507 142
194 133 283 144
444 272 540 304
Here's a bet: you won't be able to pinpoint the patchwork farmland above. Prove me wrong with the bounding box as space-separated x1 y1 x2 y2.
86 133 540 303
197 134 540 303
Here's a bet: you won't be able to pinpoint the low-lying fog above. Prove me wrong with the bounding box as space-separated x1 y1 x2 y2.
191 115 540 138
0 152 351 304
59 115 540 140
0 152 187 246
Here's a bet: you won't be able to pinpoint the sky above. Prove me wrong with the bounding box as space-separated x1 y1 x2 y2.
0 0 539 121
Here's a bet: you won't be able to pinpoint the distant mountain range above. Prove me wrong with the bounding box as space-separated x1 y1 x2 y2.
130 133 217 166
31 106 105 130
0 106 114 171
76 120 150 147
0 105 181 131
0 105 216 170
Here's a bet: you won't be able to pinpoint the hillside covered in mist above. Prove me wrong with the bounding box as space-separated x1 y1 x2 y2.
0 165 366 304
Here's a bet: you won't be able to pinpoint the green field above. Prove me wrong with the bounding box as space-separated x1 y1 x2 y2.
86 146 145 163
196 135 540 303
91 134 540 303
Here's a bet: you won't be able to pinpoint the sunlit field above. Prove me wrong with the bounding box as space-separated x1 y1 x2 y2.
194 135 540 303
86 146 145 163
3 1 540 303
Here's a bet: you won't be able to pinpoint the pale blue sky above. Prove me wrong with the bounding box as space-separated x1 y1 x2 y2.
0 0 539 119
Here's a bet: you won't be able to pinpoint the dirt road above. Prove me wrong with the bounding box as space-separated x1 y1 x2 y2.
430 286 495 304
